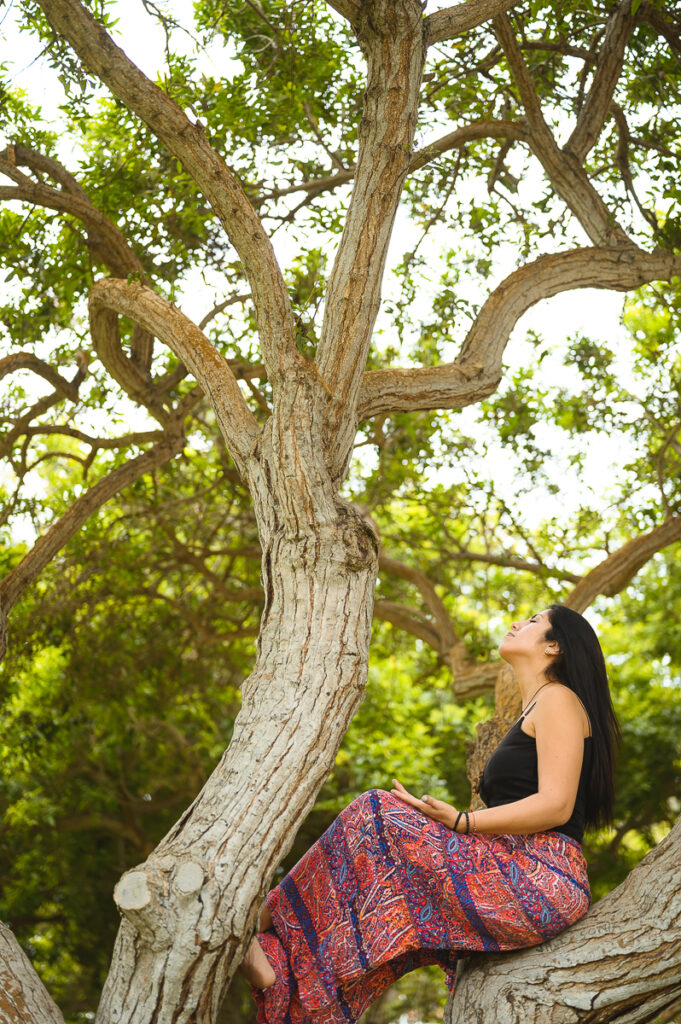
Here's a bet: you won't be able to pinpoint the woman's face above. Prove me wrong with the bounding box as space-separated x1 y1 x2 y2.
498 609 552 661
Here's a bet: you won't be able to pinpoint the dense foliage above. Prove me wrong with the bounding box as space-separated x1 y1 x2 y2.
1 0 681 1019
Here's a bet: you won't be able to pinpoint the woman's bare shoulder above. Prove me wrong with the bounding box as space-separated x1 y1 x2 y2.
534 683 590 735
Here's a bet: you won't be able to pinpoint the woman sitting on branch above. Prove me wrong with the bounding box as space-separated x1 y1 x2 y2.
240 603 620 1024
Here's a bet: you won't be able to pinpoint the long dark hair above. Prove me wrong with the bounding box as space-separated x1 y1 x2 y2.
543 604 621 830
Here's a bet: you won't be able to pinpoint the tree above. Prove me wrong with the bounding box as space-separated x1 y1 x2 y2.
1 0 681 1021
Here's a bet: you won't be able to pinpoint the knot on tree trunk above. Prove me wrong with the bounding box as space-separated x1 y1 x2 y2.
113 857 211 952
337 499 380 571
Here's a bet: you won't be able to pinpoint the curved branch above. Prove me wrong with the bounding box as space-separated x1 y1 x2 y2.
373 598 442 649
565 515 681 613
89 301 171 425
442 548 581 582
89 280 260 470
0 351 81 400
34 0 297 384
379 551 460 648
1 144 160 377
0 146 145 279
0 432 184 662
425 0 522 46
357 247 681 420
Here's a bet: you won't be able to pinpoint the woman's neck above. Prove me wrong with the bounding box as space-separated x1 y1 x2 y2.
515 669 551 709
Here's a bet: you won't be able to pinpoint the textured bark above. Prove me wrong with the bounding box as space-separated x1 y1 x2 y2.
0 923 65 1024
445 813 681 1024
315 0 426 481
564 1 636 162
94 371 380 1023
357 247 681 419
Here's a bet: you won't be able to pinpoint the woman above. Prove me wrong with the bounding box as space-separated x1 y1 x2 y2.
241 604 620 1023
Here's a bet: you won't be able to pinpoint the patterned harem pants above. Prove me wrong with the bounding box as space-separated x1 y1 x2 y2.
250 789 590 1023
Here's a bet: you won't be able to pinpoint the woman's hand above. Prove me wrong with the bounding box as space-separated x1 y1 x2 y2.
391 779 460 830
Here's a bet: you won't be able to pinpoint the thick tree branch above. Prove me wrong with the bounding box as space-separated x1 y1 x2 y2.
565 516 681 613
0 923 65 1024
89 302 172 426
447 812 681 1024
89 280 260 472
493 13 631 247
315 0 426 481
33 0 298 384
357 247 681 420
425 0 521 46
564 1 635 162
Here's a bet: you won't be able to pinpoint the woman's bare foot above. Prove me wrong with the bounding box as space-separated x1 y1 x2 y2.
239 936 276 990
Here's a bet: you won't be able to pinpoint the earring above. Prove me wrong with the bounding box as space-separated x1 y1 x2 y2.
544 647 552 655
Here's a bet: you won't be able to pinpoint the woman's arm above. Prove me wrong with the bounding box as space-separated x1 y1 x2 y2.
392 685 587 835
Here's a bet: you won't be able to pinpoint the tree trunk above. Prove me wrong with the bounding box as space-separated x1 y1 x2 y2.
0 923 65 1024
445 813 681 1024
93 374 379 1024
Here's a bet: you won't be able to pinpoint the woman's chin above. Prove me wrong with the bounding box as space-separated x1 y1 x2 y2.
497 640 513 662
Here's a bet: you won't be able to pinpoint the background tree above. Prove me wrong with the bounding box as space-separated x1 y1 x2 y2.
1 0 681 1021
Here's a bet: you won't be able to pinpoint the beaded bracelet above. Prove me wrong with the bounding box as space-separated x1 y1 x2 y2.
464 811 470 834
453 811 464 832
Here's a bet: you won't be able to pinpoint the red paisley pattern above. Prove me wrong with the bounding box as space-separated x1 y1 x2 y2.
251 789 590 1023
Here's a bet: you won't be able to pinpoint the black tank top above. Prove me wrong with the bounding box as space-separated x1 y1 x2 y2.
479 709 593 844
